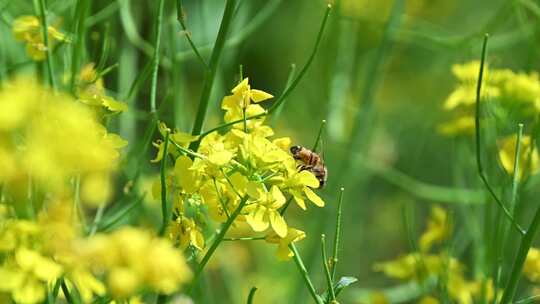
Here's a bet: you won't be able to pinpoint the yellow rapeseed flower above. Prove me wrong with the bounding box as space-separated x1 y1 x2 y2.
12 16 66 61
0 78 127 207
245 184 288 237
77 63 128 113
498 134 540 180
419 206 451 252
76 227 192 299
265 228 306 261
524 247 540 283
167 214 205 250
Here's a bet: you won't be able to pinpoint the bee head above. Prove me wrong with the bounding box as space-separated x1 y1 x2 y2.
290 145 302 158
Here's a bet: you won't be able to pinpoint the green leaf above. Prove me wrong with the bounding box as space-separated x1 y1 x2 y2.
334 276 358 296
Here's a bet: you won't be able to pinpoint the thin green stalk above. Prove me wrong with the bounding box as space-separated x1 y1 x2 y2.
187 196 249 294
312 120 326 152
500 205 540 303
88 204 105 236
84 1 119 27
47 279 61 304
175 0 208 67
321 234 336 302
474 34 525 235
174 0 283 63
189 0 238 148
496 124 524 259
37 0 56 90
159 131 170 236
289 243 323 304
150 0 165 113
331 187 344 280
96 22 111 73
265 5 331 115
279 196 294 216
193 5 332 142
70 0 90 94
213 178 231 219
168 137 206 159
60 279 77 304
223 236 265 241
271 63 296 126
247 287 257 304
510 123 524 212
73 175 87 231
98 193 145 232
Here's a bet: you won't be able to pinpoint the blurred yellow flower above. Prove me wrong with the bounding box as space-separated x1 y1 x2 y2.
77 63 128 113
419 206 451 252
525 247 540 283
0 78 127 206
441 61 540 137
498 134 540 179
76 227 192 299
12 15 66 61
419 296 440 304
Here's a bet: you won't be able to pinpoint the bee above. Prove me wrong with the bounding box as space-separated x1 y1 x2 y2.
290 145 327 188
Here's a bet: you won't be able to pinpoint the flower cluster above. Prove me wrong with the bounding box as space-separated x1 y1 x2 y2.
155 78 325 260
0 77 192 303
439 61 540 180
438 61 540 136
75 227 192 299
374 206 496 304
0 78 127 207
12 16 66 61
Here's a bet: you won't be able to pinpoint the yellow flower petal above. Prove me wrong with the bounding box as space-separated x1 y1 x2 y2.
304 187 325 207
12 277 46 304
246 207 268 232
231 78 249 94
293 194 307 210
269 210 287 238
297 170 320 188
250 89 273 102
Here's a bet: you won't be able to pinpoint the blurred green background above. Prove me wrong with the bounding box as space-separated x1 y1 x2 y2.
2 0 540 302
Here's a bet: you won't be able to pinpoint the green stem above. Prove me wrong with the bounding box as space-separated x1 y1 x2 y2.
247 287 258 304
331 187 344 280
500 205 540 303
223 236 265 241
265 5 331 115
290 243 323 304
37 0 56 90
70 0 90 94
175 0 208 67
321 234 336 302
271 63 297 126
150 0 166 113
60 279 77 304
174 0 283 63
510 123 524 212
190 0 238 148
497 124 525 263
312 119 326 152
159 131 170 236
88 203 105 236
474 34 525 235
187 196 249 294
